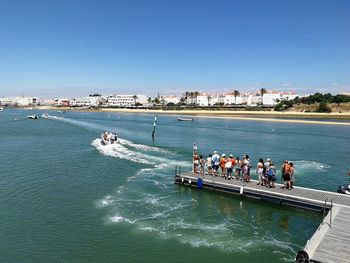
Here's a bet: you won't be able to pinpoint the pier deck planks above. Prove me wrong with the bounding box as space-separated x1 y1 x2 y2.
177 172 350 207
311 206 350 263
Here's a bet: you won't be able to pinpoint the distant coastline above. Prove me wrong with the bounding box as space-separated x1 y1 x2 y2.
21 105 350 125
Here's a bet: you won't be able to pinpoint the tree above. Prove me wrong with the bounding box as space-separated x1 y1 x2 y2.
179 97 186 104
147 97 152 103
233 90 240 105
333 95 344 106
153 97 160 104
260 88 267 105
207 95 212 106
161 97 166 106
316 101 332 113
132 95 138 106
194 91 199 106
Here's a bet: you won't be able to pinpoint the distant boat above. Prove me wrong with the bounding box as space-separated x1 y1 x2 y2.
338 184 350 195
177 118 194 122
0 107 4 111
27 115 38 119
41 113 50 118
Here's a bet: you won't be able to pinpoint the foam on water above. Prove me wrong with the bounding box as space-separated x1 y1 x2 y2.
97 161 303 256
118 138 172 154
45 115 106 131
110 215 134 224
293 160 331 172
92 139 156 165
92 138 190 169
97 195 114 207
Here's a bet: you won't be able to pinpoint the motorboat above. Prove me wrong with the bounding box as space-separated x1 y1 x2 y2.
337 184 350 195
27 115 38 119
177 117 194 122
101 132 118 145
0 107 4 111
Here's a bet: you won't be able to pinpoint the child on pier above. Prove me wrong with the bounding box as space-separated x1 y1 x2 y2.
206 154 213 176
199 155 205 178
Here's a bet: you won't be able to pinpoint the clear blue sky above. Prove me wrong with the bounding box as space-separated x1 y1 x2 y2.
0 0 349 98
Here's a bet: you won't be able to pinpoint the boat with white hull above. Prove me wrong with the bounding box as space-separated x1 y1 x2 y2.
177 117 193 122
27 115 38 119
101 132 118 145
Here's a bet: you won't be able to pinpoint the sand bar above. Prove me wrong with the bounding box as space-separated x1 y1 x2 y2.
99 108 350 126
31 106 350 126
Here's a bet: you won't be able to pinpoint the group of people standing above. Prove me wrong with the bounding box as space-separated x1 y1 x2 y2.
193 147 295 190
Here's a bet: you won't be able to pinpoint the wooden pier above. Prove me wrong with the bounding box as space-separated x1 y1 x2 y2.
174 170 350 263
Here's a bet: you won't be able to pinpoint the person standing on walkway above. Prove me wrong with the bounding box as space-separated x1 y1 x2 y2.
212 151 220 176
199 155 205 178
264 158 271 178
220 154 227 177
266 162 276 188
206 154 213 176
225 154 235 179
256 158 264 185
235 157 242 180
193 150 199 174
289 162 295 189
281 160 291 190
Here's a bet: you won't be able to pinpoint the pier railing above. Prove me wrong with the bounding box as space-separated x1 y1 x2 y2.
175 166 181 179
321 198 333 228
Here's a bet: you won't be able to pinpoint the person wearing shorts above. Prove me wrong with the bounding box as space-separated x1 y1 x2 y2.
212 151 220 176
206 154 213 176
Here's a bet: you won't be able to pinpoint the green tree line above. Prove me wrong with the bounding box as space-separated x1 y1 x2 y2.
274 93 350 112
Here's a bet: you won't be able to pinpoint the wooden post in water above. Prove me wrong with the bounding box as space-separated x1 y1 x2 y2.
152 115 157 140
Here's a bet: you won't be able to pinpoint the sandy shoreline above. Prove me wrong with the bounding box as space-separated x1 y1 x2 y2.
32 106 350 126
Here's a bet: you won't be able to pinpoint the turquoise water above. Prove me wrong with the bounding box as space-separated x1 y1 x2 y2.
1 109 349 262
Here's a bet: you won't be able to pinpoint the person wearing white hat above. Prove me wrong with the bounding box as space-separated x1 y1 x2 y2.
211 151 220 176
264 158 271 177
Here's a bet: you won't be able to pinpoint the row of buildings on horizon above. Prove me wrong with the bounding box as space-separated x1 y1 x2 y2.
2 90 347 108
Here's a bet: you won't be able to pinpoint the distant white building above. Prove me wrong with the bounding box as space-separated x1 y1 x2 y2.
223 93 242 105
38 98 55 106
196 94 209 106
162 95 180 105
262 91 298 105
106 94 147 107
241 92 260 106
262 92 280 106
0 97 37 106
0 97 16 106
70 96 105 107
280 92 298 101
54 99 70 107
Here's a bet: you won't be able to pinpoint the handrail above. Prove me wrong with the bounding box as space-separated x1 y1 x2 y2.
322 197 333 227
175 166 182 178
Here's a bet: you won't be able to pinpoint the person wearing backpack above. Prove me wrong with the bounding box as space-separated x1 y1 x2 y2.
266 162 276 188
211 151 220 176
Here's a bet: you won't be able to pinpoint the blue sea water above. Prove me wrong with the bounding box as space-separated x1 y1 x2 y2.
1 109 349 262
